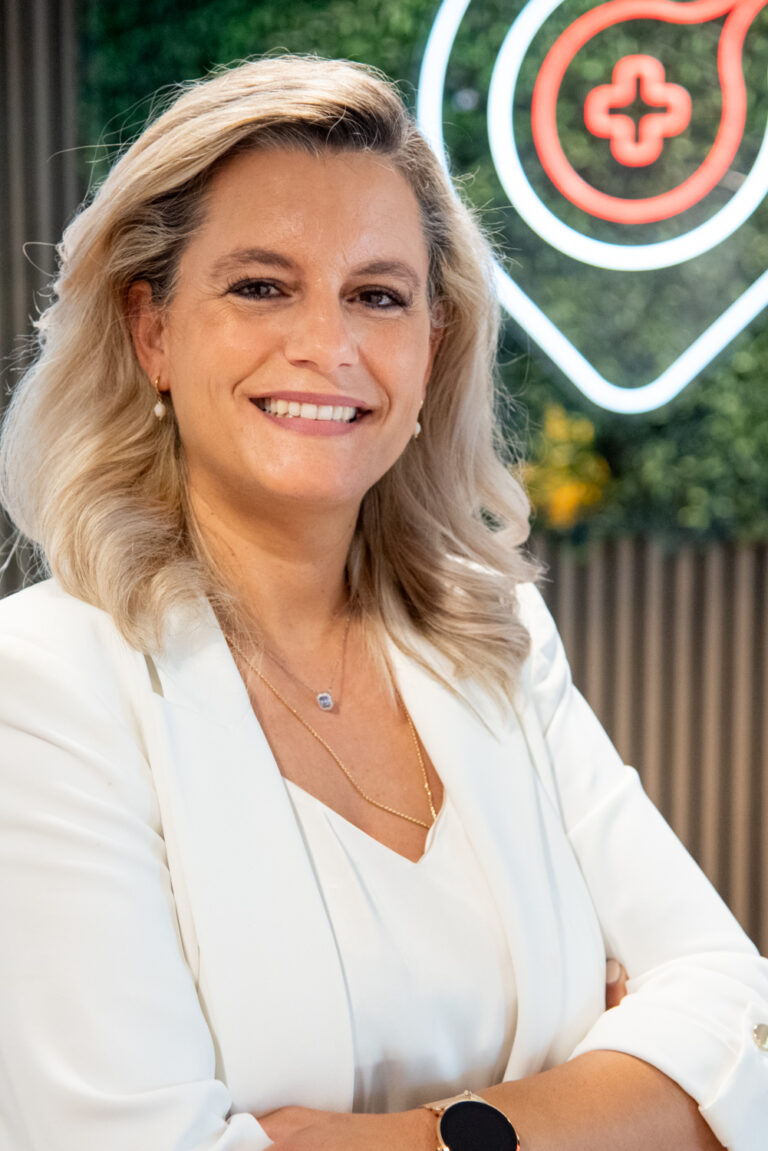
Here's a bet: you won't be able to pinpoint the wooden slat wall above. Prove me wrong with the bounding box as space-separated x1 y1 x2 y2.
0 0 80 593
534 536 768 956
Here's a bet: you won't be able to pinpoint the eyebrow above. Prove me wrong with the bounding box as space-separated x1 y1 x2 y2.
210 248 423 290
356 260 422 292
210 248 297 277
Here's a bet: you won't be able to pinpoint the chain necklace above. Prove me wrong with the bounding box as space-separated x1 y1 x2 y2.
229 638 438 830
262 613 352 712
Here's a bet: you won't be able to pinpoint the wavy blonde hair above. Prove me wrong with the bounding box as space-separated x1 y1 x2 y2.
0 55 537 700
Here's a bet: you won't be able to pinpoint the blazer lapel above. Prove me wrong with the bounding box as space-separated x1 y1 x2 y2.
389 644 604 1077
142 604 604 1109
143 607 355 1114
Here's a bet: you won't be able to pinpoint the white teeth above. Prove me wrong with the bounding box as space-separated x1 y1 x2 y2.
256 397 361 422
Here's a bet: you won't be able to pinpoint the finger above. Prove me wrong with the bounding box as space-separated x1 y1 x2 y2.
258 1106 328 1141
605 958 629 1009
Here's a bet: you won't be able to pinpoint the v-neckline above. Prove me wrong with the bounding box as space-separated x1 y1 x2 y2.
284 777 449 866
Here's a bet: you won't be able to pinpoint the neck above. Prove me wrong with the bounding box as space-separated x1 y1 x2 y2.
190 486 358 647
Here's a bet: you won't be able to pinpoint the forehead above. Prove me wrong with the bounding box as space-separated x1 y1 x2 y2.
186 147 429 273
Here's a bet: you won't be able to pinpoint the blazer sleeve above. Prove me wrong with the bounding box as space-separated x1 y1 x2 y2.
518 584 768 1151
0 632 272 1151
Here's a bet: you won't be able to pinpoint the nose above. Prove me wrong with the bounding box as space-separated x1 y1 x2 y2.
283 293 358 374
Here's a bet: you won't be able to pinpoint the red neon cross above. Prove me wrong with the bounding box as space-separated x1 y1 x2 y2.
584 55 692 166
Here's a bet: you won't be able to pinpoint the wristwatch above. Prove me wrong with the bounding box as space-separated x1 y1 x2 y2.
423 1089 521 1151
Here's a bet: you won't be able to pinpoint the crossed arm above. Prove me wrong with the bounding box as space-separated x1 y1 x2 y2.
258 1052 723 1150
257 965 722 1151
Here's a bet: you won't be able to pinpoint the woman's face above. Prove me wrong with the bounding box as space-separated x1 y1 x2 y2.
132 147 439 522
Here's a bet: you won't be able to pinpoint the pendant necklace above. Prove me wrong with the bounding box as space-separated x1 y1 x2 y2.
229 637 437 829
260 612 352 712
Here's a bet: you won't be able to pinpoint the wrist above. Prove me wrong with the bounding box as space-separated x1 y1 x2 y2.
403 1105 442 1150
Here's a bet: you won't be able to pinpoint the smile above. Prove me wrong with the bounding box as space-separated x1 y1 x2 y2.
253 397 362 423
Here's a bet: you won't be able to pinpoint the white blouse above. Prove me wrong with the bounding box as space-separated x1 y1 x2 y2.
284 782 518 1112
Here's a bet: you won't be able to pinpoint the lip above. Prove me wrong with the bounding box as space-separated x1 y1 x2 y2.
249 390 372 411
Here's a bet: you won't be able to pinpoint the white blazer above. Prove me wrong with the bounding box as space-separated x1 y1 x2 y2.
0 579 766 1151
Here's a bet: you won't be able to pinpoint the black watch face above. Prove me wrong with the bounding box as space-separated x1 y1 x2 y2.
439 1100 518 1151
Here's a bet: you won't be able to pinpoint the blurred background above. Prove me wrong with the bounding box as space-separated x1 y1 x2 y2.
1 0 766 952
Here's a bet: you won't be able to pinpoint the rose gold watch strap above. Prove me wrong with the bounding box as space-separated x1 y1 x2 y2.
422 1088 486 1115
422 1090 521 1151
423 1091 481 1151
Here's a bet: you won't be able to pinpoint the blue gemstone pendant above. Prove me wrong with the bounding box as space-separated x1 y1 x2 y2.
316 692 334 711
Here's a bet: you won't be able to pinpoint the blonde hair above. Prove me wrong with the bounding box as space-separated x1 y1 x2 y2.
0 55 537 701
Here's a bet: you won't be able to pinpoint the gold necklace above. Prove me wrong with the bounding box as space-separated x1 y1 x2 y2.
229 639 438 830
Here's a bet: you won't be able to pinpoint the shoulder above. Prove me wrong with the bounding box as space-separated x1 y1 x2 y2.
515 581 560 649
0 578 127 665
0 580 148 721
0 578 114 642
419 581 568 736
514 582 572 725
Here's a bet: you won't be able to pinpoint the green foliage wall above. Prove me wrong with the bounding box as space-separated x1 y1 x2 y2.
77 0 768 544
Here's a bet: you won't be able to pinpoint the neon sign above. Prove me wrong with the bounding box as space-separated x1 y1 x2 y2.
417 0 768 413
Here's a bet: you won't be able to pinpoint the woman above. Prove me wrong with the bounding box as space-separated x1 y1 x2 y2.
0 55 765 1151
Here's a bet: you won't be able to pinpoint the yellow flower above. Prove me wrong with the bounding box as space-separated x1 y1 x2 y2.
544 406 570 442
547 479 603 529
525 405 611 530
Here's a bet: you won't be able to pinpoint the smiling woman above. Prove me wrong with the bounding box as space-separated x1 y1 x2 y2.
0 54 766 1151
128 149 438 517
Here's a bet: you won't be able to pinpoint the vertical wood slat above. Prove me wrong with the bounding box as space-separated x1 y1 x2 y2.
0 0 80 595
31 0 55 252
670 549 694 847
613 538 636 763
60 0 80 217
584 540 606 719
730 548 755 929
1 0 29 349
1 0 80 353
641 542 665 809
700 547 726 888
534 537 767 957
761 560 768 953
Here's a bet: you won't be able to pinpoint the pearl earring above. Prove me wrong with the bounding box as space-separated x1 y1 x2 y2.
413 419 422 440
152 377 166 420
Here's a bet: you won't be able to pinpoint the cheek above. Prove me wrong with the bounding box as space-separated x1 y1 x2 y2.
166 305 264 381
372 323 433 399
165 332 244 417
164 356 229 453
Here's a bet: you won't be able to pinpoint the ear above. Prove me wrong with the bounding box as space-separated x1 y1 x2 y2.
125 281 170 391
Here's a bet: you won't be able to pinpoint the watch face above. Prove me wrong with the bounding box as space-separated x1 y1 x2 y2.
439 1100 519 1151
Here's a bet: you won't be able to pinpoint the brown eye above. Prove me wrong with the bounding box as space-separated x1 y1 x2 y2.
355 287 409 309
228 279 283 300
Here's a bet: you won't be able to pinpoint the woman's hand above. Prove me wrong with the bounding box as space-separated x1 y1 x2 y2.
258 1105 434 1150
605 958 629 1010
